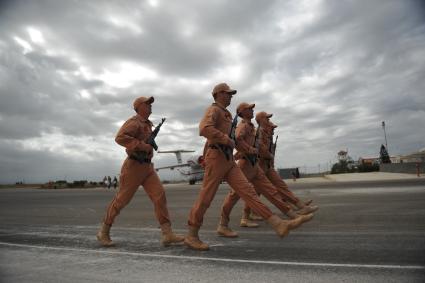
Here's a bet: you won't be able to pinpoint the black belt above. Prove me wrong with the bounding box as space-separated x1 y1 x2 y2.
129 155 151 163
208 145 219 149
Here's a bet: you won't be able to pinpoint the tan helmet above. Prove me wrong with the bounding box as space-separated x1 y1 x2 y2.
212 82 237 97
133 96 154 111
255 111 273 123
237 102 255 117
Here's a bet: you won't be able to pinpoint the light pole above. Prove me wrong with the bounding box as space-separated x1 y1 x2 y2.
382 121 388 151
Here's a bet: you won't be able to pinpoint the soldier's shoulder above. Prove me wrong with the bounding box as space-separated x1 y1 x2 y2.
205 104 221 114
212 103 232 116
122 115 144 126
208 103 220 110
123 115 138 124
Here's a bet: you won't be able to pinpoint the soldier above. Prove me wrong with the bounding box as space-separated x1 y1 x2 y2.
96 96 184 247
218 103 313 237
255 111 318 214
185 83 299 251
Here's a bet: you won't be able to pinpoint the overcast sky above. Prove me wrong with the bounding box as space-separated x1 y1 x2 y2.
0 0 424 183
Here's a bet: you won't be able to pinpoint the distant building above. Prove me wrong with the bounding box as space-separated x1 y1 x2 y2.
384 149 425 164
380 149 425 174
337 150 348 162
399 148 425 163
359 149 424 165
390 156 401 163
337 149 356 169
337 150 354 163
358 157 380 165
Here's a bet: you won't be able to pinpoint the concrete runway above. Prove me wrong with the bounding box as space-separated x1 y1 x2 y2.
1 179 425 282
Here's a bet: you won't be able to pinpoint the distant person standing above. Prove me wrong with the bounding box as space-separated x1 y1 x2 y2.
113 176 118 189
96 96 184 247
102 176 107 188
107 176 112 189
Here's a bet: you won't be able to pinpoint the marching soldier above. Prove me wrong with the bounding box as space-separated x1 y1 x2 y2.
185 83 299 251
255 111 318 214
96 96 184 247
217 103 313 237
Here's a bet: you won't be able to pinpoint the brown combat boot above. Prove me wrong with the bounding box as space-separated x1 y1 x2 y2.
285 210 304 230
297 205 319 215
248 212 263 221
217 217 238 237
160 222 185 247
240 210 260 227
267 215 292 237
184 226 209 251
96 223 115 247
217 225 239 237
286 210 314 229
299 213 314 223
240 218 260 228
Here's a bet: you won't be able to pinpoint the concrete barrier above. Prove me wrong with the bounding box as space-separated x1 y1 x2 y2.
380 162 424 174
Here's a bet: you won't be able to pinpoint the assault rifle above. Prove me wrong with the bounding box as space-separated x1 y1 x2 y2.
246 125 261 166
130 118 166 163
267 134 278 169
218 113 238 160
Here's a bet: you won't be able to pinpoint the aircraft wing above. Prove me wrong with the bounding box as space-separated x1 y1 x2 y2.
155 163 191 171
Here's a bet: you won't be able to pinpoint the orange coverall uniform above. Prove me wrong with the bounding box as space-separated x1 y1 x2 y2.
188 103 275 228
220 119 293 224
258 125 300 204
104 115 170 226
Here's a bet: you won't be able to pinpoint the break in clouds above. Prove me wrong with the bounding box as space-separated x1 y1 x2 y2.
0 0 424 183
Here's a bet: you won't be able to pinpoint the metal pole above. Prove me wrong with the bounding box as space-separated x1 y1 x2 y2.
382 121 388 151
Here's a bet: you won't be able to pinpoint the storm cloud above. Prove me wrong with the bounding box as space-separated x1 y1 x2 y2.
0 0 424 183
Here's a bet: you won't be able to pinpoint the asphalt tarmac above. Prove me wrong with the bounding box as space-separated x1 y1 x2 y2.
1 179 424 282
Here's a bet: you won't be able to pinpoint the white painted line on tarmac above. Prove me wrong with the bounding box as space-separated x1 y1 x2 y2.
1 241 424 270
2 226 423 237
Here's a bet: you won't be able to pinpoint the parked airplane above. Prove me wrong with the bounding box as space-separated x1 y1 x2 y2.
155 150 204 185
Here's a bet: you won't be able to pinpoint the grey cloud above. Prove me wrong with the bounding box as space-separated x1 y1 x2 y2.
1 0 424 183
25 53 78 71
